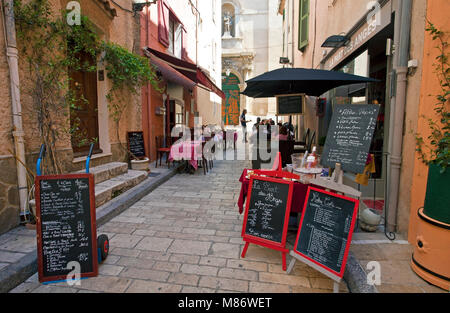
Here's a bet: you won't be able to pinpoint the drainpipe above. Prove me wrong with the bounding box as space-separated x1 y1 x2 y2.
2 0 28 218
387 0 412 233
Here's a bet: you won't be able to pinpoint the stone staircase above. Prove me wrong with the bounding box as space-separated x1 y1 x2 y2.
30 162 148 210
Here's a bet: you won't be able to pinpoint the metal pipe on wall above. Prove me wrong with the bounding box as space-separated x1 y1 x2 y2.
387 0 412 233
2 0 28 220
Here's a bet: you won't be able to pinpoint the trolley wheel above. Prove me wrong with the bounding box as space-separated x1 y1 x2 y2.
97 234 109 263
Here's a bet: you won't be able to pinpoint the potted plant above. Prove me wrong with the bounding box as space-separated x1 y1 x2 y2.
415 22 450 224
412 22 450 291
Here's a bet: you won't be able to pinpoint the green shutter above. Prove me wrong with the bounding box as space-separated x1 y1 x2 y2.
298 0 309 51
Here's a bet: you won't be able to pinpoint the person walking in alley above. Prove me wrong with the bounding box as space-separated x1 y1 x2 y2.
240 109 251 143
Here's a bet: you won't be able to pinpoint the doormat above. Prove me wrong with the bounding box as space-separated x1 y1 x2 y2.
148 172 161 177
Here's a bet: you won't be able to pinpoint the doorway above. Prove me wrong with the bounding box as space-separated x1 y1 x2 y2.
70 51 101 157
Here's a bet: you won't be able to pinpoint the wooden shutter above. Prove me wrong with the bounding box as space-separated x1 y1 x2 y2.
181 27 188 60
298 0 309 51
158 0 170 47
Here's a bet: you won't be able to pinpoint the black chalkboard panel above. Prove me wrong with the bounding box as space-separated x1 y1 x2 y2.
127 131 146 159
242 177 293 246
321 104 379 174
277 94 305 116
35 174 98 283
294 187 358 278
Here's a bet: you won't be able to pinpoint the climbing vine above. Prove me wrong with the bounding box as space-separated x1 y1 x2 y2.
416 21 450 173
101 42 162 159
13 0 161 174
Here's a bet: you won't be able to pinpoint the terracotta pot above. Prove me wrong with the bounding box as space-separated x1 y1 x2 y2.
411 208 450 291
130 157 150 172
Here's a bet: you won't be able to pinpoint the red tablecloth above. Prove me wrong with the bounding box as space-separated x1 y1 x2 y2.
237 169 310 215
169 141 203 170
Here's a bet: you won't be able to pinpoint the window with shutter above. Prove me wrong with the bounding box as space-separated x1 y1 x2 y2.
298 0 309 51
158 0 170 47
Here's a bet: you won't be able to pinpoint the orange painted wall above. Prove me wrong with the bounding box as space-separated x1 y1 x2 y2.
139 6 197 162
408 0 450 243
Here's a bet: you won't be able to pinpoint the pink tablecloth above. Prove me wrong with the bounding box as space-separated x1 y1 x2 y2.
237 169 310 215
169 141 203 170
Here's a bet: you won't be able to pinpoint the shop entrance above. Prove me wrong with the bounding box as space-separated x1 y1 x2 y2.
324 22 395 215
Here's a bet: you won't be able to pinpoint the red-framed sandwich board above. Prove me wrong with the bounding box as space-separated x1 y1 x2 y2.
288 186 359 289
35 174 98 283
241 175 295 271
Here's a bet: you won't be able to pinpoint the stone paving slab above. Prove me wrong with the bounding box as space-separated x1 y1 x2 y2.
0 161 179 293
5 158 443 293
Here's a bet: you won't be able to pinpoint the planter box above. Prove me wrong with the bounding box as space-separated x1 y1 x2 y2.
423 164 450 224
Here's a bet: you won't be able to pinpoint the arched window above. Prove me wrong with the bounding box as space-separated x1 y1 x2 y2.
222 4 236 37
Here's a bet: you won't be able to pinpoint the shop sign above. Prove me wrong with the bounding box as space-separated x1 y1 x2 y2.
323 3 391 70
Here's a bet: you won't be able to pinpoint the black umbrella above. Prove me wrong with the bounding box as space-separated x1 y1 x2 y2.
241 67 379 98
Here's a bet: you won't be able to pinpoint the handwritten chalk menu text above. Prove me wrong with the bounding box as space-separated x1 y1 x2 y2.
35 174 98 283
242 177 293 245
127 131 146 159
294 188 358 277
321 104 379 174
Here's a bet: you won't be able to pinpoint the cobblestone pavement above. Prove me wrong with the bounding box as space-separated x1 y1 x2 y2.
9 159 347 293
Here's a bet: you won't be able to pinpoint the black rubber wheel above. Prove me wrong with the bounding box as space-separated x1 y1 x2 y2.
97 234 109 262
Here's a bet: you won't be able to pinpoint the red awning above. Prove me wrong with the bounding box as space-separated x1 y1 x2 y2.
144 50 196 90
144 47 225 99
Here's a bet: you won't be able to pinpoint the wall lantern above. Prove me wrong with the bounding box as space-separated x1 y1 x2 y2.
279 57 290 65
321 35 349 48
132 0 157 13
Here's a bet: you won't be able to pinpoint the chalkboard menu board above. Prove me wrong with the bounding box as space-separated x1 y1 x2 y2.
276 94 305 116
242 176 293 247
127 131 146 159
294 187 358 278
321 104 379 174
35 174 98 283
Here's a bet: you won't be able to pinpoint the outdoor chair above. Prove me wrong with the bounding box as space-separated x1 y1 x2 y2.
155 136 171 168
294 130 316 154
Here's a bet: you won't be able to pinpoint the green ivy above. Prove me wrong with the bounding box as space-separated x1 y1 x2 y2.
13 0 162 171
416 21 450 173
102 42 162 122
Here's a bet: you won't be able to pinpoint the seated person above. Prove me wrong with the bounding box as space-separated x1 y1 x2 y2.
278 126 289 141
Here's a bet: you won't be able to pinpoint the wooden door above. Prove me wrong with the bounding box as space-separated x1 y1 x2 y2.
70 52 100 156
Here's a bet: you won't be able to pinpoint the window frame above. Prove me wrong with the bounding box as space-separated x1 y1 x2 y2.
298 0 309 51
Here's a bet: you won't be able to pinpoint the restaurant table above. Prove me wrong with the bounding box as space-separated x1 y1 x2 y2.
168 140 203 171
237 169 310 215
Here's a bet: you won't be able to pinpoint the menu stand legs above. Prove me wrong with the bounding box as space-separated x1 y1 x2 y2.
282 252 287 271
287 257 296 274
241 242 250 258
333 282 340 293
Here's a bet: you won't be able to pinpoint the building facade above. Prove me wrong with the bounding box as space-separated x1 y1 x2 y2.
281 0 449 243
139 0 224 161
0 0 148 234
221 0 283 125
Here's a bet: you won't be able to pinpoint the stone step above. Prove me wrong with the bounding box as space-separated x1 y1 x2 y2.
30 169 148 211
94 170 148 207
73 162 129 184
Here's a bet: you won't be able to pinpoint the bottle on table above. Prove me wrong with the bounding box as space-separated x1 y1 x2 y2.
306 146 318 169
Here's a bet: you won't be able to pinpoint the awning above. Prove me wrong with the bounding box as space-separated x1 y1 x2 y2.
145 50 196 90
144 47 225 99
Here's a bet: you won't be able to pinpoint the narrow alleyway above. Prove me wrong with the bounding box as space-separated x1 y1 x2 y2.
9 158 346 293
